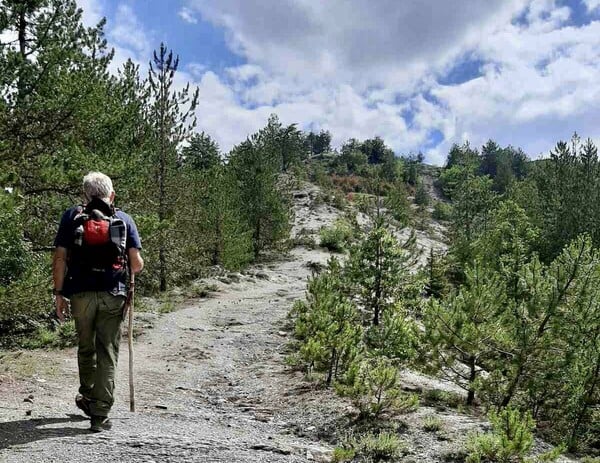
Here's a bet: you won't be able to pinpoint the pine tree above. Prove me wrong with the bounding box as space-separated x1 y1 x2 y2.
346 215 415 326
146 43 198 291
293 258 362 384
181 132 220 171
228 133 290 258
424 264 507 405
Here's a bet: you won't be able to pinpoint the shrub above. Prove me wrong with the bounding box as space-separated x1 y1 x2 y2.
319 219 354 252
336 357 419 419
331 174 365 193
414 180 430 207
21 320 77 349
422 389 464 409
385 183 411 226
0 193 31 285
293 259 363 384
335 431 407 462
465 408 560 463
423 416 444 432
432 201 453 221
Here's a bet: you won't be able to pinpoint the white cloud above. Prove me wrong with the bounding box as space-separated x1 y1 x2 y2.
178 7 198 24
188 0 524 91
583 0 600 12
71 0 600 164
109 4 152 59
76 0 105 27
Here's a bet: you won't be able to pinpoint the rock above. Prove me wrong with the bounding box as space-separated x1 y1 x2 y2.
250 444 292 455
291 444 332 462
277 331 288 337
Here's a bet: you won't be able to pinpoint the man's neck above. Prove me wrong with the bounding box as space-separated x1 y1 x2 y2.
86 197 114 215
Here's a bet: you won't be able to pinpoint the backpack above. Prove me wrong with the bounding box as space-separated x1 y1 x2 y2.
70 204 128 274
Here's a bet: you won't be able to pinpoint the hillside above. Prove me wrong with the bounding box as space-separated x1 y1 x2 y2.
0 181 575 463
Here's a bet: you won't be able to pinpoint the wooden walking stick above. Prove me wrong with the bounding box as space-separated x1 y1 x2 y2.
124 273 136 412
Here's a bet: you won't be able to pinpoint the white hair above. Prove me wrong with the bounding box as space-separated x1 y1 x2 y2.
83 172 114 202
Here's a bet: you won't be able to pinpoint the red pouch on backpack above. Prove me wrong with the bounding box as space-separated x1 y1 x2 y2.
83 219 110 246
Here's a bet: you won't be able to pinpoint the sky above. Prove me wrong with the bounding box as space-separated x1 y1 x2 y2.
77 0 600 164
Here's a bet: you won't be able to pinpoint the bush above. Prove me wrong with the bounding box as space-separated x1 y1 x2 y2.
319 219 354 252
385 183 411 226
0 193 31 286
293 260 363 384
331 174 366 193
414 181 430 207
21 320 77 349
422 389 464 408
423 416 444 432
336 357 419 419
432 201 453 221
334 431 407 462
465 408 561 463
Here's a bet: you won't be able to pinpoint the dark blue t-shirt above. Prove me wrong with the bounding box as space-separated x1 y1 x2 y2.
54 205 142 297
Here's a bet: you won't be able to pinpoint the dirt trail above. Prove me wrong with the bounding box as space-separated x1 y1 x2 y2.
0 183 573 463
0 185 341 463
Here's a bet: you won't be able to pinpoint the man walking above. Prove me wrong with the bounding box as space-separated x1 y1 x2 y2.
52 172 143 432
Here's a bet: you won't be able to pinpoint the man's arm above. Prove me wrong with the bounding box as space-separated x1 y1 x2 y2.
128 248 144 274
52 246 69 322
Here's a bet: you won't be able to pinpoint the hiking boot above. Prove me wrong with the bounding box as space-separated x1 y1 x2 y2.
75 394 91 417
90 415 112 433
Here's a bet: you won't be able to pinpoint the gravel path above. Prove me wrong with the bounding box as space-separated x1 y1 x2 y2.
0 183 341 463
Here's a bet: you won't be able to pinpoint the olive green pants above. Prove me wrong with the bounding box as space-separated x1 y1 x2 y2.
71 291 125 417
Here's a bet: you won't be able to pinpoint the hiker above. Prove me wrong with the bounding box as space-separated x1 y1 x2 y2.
52 172 143 432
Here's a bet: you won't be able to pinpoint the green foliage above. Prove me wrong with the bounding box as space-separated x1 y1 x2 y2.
305 129 332 157
530 135 600 261
438 165 471 199
422 388 465 408
424 248 451 298
423 416 444 432
336 357 419 418
21 320 77 349
364 303 418 362
0 193 30 285
479 140 529 193
293 259 363 384
0 1 294 342
424 264 507 404
319 218 354 252
384 182 411 226
446 142 480 171
465 408 546 463
450 175 498 267
346 218 415 326
414 180 430 207
146 42 199 292
432 201 453 221
228 133 291 258
181 132 221 170
334 431 406 462
339 142 369 175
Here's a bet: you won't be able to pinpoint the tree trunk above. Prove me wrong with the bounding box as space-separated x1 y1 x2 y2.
373 229 383 326
568 352 600 450
158 66 167 292
466 356 477 405
501 360 524 408
326 348 337 386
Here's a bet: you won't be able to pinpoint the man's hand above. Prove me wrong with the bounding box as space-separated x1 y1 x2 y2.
55 295 70 322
